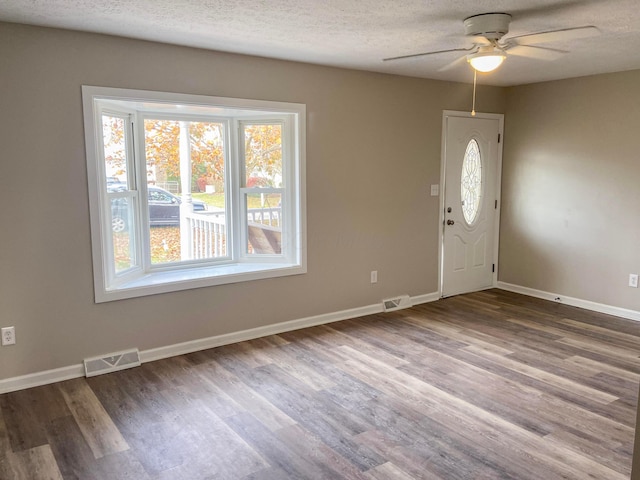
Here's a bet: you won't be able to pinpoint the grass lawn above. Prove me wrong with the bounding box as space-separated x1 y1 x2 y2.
192 192 225 208
192 192 281 209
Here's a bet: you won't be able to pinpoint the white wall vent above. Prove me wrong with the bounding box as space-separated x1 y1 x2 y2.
382 295 413 312
84 348 141 377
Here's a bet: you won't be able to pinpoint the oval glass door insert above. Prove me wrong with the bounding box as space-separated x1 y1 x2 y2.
461 139 482 225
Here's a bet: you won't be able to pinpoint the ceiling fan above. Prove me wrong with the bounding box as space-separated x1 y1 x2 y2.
383 13 600 72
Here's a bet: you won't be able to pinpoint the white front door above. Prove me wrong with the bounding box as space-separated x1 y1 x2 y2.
441 112 503 297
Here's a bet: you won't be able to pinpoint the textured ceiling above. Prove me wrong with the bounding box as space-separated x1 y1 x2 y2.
2 0 640 86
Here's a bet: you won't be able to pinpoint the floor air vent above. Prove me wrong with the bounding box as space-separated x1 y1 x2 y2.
84 348 141 377
383 295 413 312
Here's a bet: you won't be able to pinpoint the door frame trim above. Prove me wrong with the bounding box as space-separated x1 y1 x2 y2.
439 110 505 297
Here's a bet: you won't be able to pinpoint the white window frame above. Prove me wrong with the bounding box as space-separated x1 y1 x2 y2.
83 86 306 302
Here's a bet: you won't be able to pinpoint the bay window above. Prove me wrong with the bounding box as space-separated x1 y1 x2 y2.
82 86 306 302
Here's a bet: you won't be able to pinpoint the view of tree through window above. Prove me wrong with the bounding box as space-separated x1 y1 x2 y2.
243 123 283 254
101 117 290 264
143 119 227 264
102 114 136 273
244 124 282 187
84 86 305 301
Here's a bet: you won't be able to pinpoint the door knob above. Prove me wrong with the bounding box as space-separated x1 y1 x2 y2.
447 219 455 225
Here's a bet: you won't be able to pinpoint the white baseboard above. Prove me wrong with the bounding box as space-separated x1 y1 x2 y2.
411 292 441 305
140 301 388 364
0 364 85 395
0 291 439 394
497 281 640 322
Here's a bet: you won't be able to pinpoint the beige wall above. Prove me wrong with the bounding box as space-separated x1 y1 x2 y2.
0 22 505 379
502 71 640 476
500 71 640 311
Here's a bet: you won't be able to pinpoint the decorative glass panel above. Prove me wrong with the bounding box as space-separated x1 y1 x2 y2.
461 139 482 225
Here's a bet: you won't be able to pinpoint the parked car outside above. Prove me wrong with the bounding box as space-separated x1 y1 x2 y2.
111 186 207 232
106 177 127 192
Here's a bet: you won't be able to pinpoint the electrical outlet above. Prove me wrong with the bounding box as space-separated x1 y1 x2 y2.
370 270 378 284
1 326 16 346
629 274 639 288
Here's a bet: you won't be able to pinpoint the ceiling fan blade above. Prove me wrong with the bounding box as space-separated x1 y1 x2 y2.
506 45 567 61
508 25 600 46
438 55 469 72
383 47 473 62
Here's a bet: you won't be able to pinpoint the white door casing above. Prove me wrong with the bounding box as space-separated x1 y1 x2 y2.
440 111 503 298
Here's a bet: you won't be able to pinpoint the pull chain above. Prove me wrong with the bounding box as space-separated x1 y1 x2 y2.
471 69 477 117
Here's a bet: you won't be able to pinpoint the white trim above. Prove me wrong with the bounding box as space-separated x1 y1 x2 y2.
497 281 640 322
100 263 307 302
0 291 439 394
439 110 504 297
0 364 85 395
411 292 441 305
141 302 385 363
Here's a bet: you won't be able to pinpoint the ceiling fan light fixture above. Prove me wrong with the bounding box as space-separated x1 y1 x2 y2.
467 49 506 72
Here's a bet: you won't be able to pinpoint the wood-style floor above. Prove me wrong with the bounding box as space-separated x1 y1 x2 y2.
1 289 639 479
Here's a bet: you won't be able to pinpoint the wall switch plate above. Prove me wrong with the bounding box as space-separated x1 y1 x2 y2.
1 326 16 346
370 270 378 284
430 184 439 196
629 274 638 288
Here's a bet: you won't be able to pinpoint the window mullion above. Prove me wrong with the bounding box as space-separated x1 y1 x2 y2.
228 118 242 262
96 107 117 286
132 113 150 273
284 116 296 263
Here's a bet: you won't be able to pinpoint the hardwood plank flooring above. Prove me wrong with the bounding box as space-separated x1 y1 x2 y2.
1 289 639 479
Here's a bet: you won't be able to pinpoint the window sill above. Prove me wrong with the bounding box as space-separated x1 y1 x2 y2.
97 262 305 303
